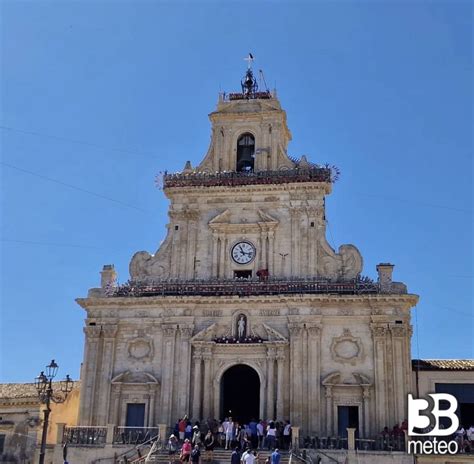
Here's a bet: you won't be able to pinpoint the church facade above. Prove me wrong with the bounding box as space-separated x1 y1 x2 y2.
76 65 418 440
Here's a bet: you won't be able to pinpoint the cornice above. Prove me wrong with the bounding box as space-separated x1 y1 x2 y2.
76 293 419 310
164 182 331 197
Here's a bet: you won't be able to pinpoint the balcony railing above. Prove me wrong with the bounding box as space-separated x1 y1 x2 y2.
63 426 107 446
162 166 334 189
113 427 160 445
356 435 405 452
108 277 380 298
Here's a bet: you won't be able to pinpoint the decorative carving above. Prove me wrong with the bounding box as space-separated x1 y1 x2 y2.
128 338 153 360
288 323 303 337
102 325 118 338
84 326 101 338
162 325 177 337
371 324 388 338
179 327 194 337
263 323 288 342
390 326 406 337
330 329 363 365
203 309 222 317
307 325 321 336
260 309 280 317
317 243 363 281
191 323 217 342
257 209 278 223
112 371 159 385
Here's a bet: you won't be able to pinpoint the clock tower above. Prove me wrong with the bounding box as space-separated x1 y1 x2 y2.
77 58 418 441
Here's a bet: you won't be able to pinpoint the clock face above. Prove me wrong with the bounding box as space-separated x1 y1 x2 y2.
231 241 256 265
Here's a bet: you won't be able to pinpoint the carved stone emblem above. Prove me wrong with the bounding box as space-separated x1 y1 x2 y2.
330 329 363 365
128 338 153 360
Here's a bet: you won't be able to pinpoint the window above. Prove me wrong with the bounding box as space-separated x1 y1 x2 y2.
236 133 255 172
0 434 5 454
234 270 252 279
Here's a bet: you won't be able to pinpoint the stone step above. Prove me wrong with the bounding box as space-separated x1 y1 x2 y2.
145 451 290 464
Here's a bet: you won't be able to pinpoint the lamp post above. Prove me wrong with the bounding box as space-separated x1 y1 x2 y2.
34 360 74 464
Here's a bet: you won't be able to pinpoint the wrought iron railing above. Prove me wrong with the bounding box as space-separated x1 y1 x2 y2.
161 166 335 189
358 435 406 451
113 426 160 445
108 277 380 298
63 426 107 446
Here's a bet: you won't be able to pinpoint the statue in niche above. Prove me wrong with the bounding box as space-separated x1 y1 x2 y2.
237 315 247 339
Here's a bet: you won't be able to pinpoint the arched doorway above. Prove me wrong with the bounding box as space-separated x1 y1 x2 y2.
221 365 260 423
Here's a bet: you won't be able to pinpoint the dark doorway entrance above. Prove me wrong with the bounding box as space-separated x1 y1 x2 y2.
126 403 145 427
221 365 260 423
337 406 359 438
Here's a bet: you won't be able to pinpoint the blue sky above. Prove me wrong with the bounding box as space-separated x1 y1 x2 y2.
1 1 472 382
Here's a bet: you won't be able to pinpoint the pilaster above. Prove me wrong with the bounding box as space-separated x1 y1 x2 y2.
79 325 101 425
371 323 388 433
96 324 118 425
160 324 177 424
191 345 203 420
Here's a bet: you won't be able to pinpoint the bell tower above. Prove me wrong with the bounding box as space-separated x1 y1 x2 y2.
197 58 294 173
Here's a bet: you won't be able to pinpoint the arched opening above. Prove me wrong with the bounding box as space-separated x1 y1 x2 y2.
236 133 255 172
221 365 260 423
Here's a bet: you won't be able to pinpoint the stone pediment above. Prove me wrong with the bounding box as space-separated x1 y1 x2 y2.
263 323 288 342
322 371 371 387
112 371 159 385
191 323 217 342
209 209 278 233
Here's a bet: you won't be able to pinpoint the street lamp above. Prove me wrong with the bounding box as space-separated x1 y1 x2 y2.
34 360 74 464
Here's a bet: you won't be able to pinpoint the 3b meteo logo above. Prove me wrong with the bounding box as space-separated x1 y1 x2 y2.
407 393 459 455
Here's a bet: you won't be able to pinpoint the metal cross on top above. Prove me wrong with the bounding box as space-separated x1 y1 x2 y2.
244 53 254 69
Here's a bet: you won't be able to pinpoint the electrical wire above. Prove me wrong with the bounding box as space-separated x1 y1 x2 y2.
1 161 150 214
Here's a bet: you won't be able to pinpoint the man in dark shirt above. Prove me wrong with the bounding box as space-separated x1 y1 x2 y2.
230 447 241 464
191 445 201 464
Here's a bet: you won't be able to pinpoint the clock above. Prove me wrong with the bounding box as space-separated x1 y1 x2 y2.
231 241 256 265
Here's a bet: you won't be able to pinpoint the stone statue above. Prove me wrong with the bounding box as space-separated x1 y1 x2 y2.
237 315 246 339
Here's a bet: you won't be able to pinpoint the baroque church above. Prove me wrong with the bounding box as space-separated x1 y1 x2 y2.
77 60 419 441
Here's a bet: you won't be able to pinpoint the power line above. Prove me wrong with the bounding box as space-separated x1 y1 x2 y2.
2 239 101 250
1 161 150 214
356 193 472 214
0 125 154 159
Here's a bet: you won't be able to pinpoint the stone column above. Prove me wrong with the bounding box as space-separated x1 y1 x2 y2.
391 325 409 425
261 230 268 269
371 323 388 433
212 234 219 277
178 327 194 416
202 346 213 420
289 323 303 426
325 386 333 436
307 325 321 434
111 384 121 426
276 348 286 420
148 385 157 427
301 326 309 432
191 346 203 420
160 325 177 425
362 387 371 437
219 236 226 278
268 230 275 274
266 347 276 419
96 325 118 425
79 326 102 425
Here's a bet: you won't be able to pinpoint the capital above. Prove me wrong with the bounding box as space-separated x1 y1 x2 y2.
102 325 118 339
84 326 102 338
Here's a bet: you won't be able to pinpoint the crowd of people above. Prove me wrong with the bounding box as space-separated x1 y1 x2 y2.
166 416 292 464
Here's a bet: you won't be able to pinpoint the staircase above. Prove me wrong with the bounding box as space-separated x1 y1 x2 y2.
145 449 291 464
